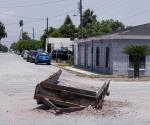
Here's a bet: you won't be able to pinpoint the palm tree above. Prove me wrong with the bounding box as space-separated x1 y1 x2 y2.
123 45 150 78
19 20 23 28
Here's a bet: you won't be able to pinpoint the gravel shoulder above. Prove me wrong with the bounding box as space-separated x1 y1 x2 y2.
0 53 150 125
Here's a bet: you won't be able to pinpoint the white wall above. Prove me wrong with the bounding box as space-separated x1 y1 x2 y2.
46 38 74 52
112 39 150 76
76 38 150 76
74 42 78 65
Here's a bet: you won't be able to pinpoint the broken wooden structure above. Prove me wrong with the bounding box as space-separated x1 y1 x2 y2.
34 69 110 114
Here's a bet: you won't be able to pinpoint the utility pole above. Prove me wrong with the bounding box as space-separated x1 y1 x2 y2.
19 31 22 40
45 17 49 52
79 0 83 39
19 20 24 40
21 26 23 40
32 27 35 40
21 25 23 39
47 17 49 34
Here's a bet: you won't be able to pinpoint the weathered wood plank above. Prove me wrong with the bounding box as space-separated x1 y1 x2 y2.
34 70 110 114
42 83 96 97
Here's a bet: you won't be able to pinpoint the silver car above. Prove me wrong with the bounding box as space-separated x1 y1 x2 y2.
23 50 28 59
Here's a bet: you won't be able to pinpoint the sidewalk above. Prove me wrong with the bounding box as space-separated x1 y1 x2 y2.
64 66 99 76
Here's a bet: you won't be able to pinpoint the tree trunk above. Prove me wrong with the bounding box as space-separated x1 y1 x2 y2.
134 59 140 78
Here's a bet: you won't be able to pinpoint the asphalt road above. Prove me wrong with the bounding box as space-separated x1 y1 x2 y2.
0 53 150 125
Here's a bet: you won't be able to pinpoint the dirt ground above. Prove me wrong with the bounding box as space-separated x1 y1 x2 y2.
0 53 150 125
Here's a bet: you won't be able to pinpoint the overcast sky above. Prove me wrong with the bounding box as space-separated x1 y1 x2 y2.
1 0 150 47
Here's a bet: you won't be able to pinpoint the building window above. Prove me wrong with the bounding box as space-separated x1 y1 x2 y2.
96 47 99 66
106 47 109 68
129 56 146 69
87 46 91 67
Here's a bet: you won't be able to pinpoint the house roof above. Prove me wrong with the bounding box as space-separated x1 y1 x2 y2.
114 23 150 35
77 23 150 42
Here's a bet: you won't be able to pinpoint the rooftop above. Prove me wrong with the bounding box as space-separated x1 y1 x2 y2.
77 23 150 42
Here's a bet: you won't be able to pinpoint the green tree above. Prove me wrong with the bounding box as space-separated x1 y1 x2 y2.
10 42 17 50
81 9 98 38
59 15 75 38
40 30 47 49
80 9 125 38
40 29 47 42
15 39 42 52
123 45 150 78
40 27 59 49
82 9 97 28
50 29 60 37
0 21 7 40
0 43 8 52
101 19 125 33
22 32 31 40
83 21 101 38
40 9 125 41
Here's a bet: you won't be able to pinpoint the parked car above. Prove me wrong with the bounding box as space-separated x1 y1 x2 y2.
21 50 27 57
23 50 28 59
35 52 51 65
21 51 24 57
51 49 72 62
30 51 39 63
26 50 33 62
16 51 21 55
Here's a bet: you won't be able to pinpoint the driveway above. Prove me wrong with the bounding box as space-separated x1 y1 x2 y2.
0 53 150 125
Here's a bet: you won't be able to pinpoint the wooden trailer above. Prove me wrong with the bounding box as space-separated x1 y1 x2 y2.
34 69 110 114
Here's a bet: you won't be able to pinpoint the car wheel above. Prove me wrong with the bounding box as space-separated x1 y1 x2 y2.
47 62 50 65
35 61 38 64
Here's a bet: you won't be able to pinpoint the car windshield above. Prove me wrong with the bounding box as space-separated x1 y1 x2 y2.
39 53 49 56
33 52 38 56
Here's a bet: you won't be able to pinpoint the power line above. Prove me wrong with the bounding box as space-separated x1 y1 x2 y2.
88 0 150 24
0 12 45 20
5 19 45 26
0 0 70 9
0 0 74 20
5 9 77 39
48 9 76 20
88 0 122 13
126 8 150 19
5 9 76 26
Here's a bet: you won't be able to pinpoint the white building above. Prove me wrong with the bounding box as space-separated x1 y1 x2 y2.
46 38 74 52
74 23 150 76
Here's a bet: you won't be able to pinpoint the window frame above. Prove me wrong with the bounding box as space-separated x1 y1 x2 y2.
106 47 110 68
96 47 100 66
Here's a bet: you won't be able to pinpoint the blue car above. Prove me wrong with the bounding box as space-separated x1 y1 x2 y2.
35 53 51 65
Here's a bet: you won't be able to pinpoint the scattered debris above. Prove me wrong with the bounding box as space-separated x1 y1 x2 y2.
71 100 131 116
34 69 110 114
